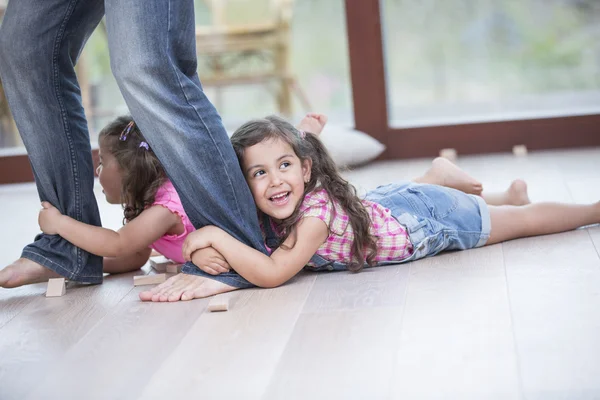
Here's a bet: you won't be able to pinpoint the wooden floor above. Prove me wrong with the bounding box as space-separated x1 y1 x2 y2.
1 148 600 400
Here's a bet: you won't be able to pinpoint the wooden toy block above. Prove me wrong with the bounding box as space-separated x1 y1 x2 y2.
150 249 162 257
149 255 171 273
512 144 528 157
166 264 181 274
439 148 457 161
46 278 66 297
133 273 166 286
207 295 229 312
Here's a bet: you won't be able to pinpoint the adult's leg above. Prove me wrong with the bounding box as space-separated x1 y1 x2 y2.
0 0 105 287
103 0 267 300
487 201 600 245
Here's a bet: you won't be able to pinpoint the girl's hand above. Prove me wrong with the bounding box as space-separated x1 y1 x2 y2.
38 201 64 235
297 113 328 136
190 247 231 275
182 226 219 261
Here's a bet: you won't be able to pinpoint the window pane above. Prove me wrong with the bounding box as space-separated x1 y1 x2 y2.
194 0 353 130
383 0 600 127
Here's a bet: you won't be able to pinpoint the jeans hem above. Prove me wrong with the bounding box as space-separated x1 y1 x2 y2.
471 195 491 247
22 250 103 284
181 263 256 289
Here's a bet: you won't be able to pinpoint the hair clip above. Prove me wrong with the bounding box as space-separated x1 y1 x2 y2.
299 130 306 139
119 121 135 141
139 141 149 150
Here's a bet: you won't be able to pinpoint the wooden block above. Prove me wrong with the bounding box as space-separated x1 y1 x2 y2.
133 274 166 286
513 144 528 156
439 148 457 161
149 255 171 273
46 278 66 297
150 249 162 257
207 295 229 312
166 264 181 274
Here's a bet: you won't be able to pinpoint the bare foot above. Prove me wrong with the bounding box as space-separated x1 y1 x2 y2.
296 113 328 136
505 179 531 206
0 258 62 288
414 157 483 195
482 179 531 206
138 273 238 302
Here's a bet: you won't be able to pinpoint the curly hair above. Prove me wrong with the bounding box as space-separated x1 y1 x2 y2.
230 115 378 272
98 116 166 223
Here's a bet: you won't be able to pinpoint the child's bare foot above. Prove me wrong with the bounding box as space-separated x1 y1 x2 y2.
138 273 238 302
482 179 531 206
0 258 62 288
505 179 531 206
296 113 328 136
414 157 483 195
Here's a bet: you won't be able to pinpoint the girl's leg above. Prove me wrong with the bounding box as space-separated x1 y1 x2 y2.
481 179 531 206
413 157 530 206
487 201 600 245
413 157 483 195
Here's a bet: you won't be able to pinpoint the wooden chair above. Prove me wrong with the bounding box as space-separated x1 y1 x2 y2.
195 0 310 116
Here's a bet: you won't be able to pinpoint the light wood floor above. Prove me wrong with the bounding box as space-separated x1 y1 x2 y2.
1 148 600 400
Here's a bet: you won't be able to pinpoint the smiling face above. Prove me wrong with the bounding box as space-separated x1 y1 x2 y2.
242 138 312 221
96 143 123 205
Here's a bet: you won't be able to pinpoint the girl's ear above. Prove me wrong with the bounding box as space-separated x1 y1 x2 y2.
302 158 312 183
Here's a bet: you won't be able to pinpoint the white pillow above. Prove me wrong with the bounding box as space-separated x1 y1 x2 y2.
226 124 386 168
318 124 386 168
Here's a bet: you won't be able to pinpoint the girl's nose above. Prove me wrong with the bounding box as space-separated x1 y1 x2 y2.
270 174 283 187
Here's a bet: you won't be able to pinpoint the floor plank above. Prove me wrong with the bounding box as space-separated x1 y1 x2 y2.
388 245 522 399
136 273 316 400
301 262 410 313
26 283 209 400
263 307 404 400
503 230 600 399
0 271 142 400
0 283 46 328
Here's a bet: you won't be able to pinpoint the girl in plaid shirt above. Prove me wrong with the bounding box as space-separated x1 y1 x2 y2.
178 115 600 292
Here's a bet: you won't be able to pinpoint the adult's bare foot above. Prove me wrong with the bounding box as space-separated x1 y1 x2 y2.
482 179 530 206
138 273 238 302
415 157 483 195
0 258 62 288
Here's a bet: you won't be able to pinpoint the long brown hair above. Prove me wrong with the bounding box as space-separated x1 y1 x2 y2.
230 115 377 272
98 116 166 223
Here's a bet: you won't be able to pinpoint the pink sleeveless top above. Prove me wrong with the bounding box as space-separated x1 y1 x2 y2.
148 181 195 263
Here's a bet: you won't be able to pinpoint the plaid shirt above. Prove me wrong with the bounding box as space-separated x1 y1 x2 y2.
268 189 413 267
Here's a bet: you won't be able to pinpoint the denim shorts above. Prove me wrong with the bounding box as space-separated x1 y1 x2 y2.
365 182 491 262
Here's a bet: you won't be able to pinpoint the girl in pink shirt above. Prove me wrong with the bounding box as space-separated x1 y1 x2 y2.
37 116 226 274
180 115 600 291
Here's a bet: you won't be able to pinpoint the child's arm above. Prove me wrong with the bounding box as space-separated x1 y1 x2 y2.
103 248 153 274
190 247 231 275
39 201 181 258
182 217 328 288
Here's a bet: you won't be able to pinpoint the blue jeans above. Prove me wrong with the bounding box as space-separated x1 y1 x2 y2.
0 0 267 283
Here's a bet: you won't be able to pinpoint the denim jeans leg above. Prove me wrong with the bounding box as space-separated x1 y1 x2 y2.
0 0 105 283
104 0 267 287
